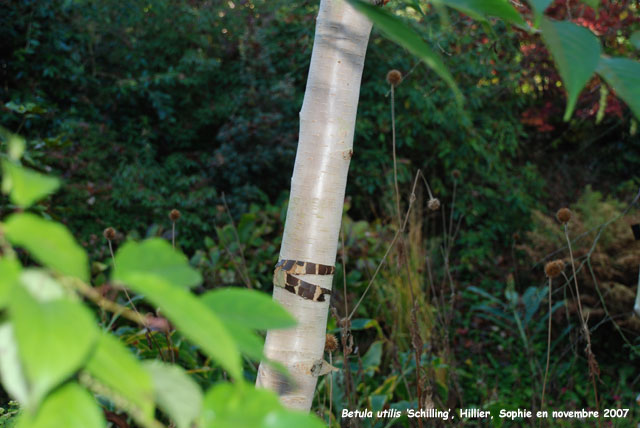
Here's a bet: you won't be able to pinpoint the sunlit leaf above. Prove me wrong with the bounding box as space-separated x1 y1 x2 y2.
596 55 640 120
0 129 25 161
540 18 600 120
19 269 67 302
201 288 296 330
0 323 29 403
144 361 202 428
84 333 155 423
10 287 97 409
200 383 325 428
4 213 89 282
220 323 264 361
113 270 241 379
347 0 463 106
17 382 105 428
1 161 60 208
0 258 21 309
114 239 201 289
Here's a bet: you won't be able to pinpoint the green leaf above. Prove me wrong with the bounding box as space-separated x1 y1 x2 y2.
114 239 201 289
4 213 89 282
540 18 601 121
581 0 599 10
347 0 463 106
630 31 640 50
440 0 527 28
200 383 325 428
0 129 25 161
1 161 60 208
84 332 155 423
201 288 296 330
361 341 383 373
596 56 640 120
19 269 67 302
527 0 552 27
143 361 202 428
10 287 97 408
0 323 29 403
17 382 105 428
220 323 264 361
0 258 21 309
112 271 241 379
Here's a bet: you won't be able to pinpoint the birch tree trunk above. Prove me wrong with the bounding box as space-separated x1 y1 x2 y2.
256 0 372 411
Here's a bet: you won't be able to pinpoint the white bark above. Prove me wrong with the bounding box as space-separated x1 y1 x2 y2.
256 0 372 410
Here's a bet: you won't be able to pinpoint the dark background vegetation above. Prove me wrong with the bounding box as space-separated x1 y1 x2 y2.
1 0 640 426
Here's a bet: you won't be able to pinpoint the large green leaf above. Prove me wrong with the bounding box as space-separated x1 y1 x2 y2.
0 258 21 309
440 0 527 28
113 270 241 379
527 0 552 27
347 0 463 105
143 361 202 428
19 269 67 302
17 382 105 428
4 213 89 282
84 332 155 423
10 287 98 409
114 239 201 289
200 383 325 428
0 323 29 404
201 288 296 330
596 56 640 120
540 18 601 121
220 323 264 361
1 161 60 208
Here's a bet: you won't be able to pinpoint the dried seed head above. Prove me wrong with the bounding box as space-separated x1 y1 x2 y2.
556 208 571 224
452 169 461 179
512 232 520 241
169 209 181 222
428 198 440 211
544 259 565 278
386 69 402 87
324 334 338 353
103 227 116 241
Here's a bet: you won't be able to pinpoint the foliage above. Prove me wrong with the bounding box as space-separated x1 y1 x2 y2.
0 138 320 428
1 0 640 426
1 0 549 270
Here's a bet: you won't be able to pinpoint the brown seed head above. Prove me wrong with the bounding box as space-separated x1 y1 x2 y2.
386 69 402 87
169 209 181 222
324 334 338 353
452 169 461 179
556 208 571 224
103 227 116 241
512 232 520 241
428 198 440 211
544 259 565 278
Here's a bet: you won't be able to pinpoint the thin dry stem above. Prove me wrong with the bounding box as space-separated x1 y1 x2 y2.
349 170 420 320
390 84 402 229
564 224 600 419
541 277 552 412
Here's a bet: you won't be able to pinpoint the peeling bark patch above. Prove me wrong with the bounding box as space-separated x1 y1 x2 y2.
273 259 334 302
342 149 353 160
